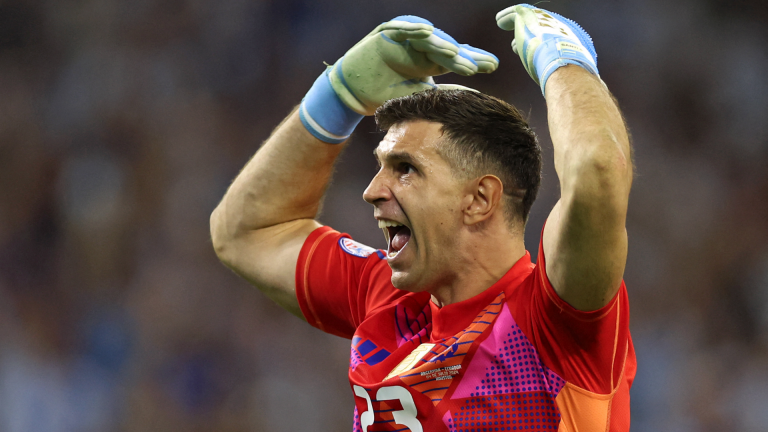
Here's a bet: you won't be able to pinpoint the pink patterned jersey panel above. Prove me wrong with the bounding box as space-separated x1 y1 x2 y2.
353 406 361 432
448 303 565 431
442 410 456 431
454 303 565 397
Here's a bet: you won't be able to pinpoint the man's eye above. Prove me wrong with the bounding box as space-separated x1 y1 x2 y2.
398 163 416 175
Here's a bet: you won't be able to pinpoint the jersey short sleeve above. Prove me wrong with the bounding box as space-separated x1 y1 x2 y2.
530 240 632 393
295 226 407 339
509 235 636 430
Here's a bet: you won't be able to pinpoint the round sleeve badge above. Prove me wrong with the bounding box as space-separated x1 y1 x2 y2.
339 238 378 258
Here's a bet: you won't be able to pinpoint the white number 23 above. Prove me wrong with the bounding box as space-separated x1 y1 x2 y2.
353 385 423 432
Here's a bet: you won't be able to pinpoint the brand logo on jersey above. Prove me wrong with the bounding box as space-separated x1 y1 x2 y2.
351 336 391 367
339 238 380 258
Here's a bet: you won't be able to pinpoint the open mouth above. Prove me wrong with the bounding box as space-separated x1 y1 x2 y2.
378 220 412 259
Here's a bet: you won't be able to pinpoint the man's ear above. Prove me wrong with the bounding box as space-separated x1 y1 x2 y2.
463 175 504 226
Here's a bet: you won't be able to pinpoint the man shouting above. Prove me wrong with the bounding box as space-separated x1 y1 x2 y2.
211 4 635 431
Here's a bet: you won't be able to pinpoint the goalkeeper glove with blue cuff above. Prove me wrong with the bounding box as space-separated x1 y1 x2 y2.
496 4 598 95
301 15 499 144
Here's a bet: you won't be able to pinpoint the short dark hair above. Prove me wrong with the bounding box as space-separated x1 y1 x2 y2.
375 89 542 226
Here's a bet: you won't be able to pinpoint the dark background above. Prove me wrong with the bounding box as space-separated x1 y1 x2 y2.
1 0 767 430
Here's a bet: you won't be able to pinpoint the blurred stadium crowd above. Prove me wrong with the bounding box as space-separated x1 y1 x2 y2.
1 0 767 431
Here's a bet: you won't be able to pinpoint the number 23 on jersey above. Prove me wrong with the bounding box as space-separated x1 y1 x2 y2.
354 385 423 432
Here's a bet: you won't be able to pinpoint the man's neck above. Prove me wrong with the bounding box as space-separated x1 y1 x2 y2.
428 232 526 307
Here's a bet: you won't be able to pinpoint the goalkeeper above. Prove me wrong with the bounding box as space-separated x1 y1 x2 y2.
212 4 635 431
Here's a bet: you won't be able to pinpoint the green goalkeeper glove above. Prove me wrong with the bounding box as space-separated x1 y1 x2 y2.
301 16 499 143
496 4 599 95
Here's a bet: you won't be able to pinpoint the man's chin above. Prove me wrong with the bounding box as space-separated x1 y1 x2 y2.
389 271 427 293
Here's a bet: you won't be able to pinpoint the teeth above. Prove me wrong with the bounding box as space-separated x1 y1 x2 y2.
377 220 404 229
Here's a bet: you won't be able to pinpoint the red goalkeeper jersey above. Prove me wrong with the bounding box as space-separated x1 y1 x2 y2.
296 226 635 432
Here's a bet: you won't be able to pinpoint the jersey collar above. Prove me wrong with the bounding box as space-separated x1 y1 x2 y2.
429 252 534 341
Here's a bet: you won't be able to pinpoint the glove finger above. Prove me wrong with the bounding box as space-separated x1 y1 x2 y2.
435 83 480 93
511 38 518 54
380 15 434 42
460 44 499 73
495 6 518 31
390 15 434 26
409 28 460 58
427 48 478 76
513 7 535 58
381 26 433 42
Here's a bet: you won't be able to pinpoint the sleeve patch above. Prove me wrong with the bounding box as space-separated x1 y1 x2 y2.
339 237 380 258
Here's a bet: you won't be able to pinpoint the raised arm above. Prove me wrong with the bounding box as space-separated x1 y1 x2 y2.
543 67 632 311
210 112 339 318
210 16 498 317
497 5 632 311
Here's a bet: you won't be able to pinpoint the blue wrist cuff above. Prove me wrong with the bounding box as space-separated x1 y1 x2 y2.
534 36 599 95
300 67 364 144
538 57 598 95
529 8 599 95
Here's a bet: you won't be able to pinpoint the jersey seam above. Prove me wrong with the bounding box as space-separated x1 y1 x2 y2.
562 381 616 399
604 394 613 432
610 293 620 390
302 229 336 332
612 341 629 393
558 340 627 398
359 254 394 323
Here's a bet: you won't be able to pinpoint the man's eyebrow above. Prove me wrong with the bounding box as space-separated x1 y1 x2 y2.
373 149 421 167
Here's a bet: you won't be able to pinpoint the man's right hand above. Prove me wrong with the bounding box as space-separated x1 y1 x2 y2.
331 16 499 115
301 16 499 143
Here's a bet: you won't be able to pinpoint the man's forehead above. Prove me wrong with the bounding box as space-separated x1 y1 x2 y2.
375 121 445 158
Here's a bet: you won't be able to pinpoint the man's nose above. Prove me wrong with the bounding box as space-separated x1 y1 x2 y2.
363 171 392 204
